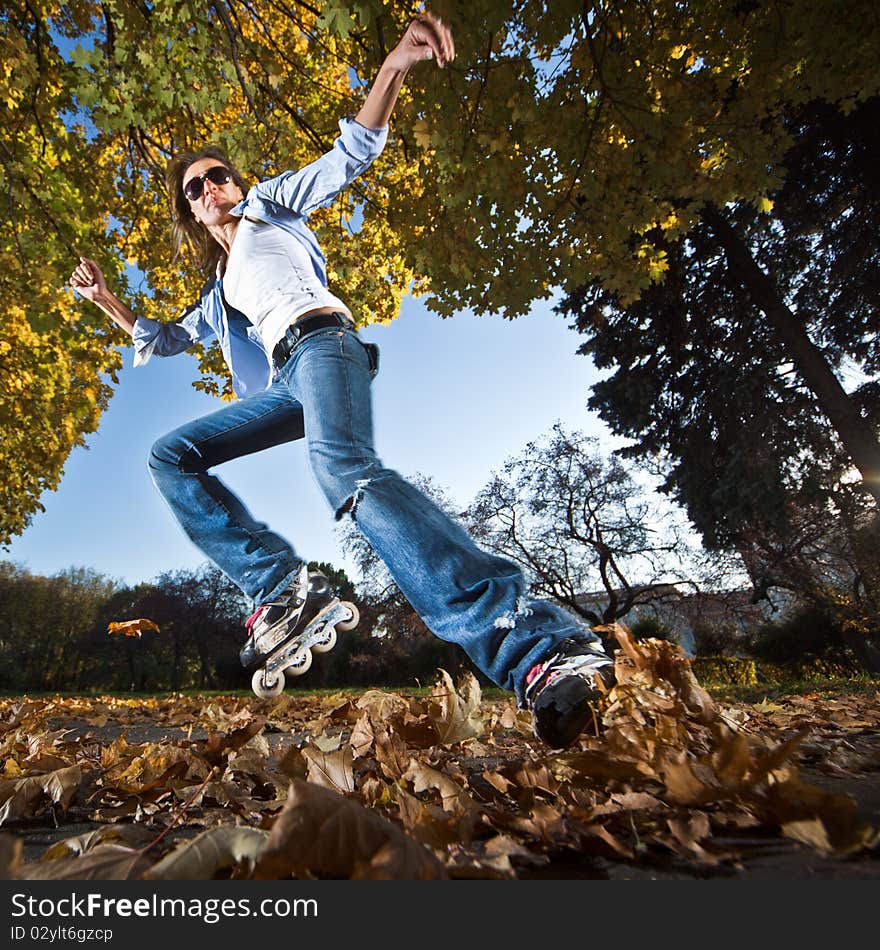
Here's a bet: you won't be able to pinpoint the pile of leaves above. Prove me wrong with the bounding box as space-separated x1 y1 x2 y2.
1 629 877 879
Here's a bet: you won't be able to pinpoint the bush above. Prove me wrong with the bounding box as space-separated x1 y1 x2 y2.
691 620 743 657
692 656 759 686
751 605 844 664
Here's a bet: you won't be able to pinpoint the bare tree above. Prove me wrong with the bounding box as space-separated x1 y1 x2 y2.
463 424 705 625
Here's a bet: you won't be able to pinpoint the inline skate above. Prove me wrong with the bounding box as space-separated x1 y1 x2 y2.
241 566 359 699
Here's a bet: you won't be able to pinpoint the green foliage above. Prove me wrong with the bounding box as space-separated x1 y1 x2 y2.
6 0 880 595
753 605 853 664
558 96 880 619
690 619 744 658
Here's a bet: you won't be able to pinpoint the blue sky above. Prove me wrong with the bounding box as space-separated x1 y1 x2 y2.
4 294 623 590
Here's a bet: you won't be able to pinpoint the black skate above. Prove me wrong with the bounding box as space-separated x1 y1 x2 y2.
524 638 615 749
241 566 359 699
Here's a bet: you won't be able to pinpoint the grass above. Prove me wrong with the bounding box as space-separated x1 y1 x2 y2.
703 674 878 705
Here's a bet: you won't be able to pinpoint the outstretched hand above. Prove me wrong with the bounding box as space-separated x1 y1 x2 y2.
69 256 107 303
387 11 455 72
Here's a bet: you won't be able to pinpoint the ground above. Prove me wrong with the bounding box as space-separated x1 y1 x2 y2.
1 635 878 880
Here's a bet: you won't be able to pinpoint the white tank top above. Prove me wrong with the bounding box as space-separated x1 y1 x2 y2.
222 215 352 353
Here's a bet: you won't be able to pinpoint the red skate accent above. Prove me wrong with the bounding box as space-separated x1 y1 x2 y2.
245 605 268 633
525 661 547 686
526 660 562 691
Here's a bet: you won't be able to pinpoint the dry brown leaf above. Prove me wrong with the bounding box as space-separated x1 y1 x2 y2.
356 690 410 721
661 756 719 806
107 618 160 638
428 669 484 745
253 779 446 879
664 812 720 865
201 719 266 764
144 826 268 880
312 732 343 753
395 787 462 848
349 712 375 758
781 818 835 853
374 728 410 781
41 827 154 862
0 764 82 825
402 759 473 815
21 844 150 880
302 745 354 794
277 745 309 780
482 770 513 795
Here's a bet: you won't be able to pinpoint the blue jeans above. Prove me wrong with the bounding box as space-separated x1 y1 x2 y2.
148 326 600 702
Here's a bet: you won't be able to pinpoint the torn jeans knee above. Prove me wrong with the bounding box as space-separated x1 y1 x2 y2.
493 596 535 631
334 477 374 521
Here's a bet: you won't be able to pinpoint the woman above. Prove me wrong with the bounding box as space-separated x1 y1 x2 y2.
69 13 613 749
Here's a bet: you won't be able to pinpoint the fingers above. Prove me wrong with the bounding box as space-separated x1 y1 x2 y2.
414 11 455 68
70 259 93 287
70 256 100 290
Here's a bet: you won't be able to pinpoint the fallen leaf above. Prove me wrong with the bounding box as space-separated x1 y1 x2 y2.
356 690 410 721
374 728 410 781
403 759 473 815
302 746 354 794
41 825 153 861
349 713 375 758
253 780 446 880
21 844 150 880
428 670 484 745
0 765 83 825
145 826 268 880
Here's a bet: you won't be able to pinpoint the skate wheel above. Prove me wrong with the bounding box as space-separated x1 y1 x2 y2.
336 602 359 632
312 626 337 654
252 668 285 699
286 647 313 677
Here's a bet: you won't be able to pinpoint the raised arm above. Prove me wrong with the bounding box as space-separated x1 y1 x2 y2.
69 257 137 336
70 255 215 365
355 12 455 131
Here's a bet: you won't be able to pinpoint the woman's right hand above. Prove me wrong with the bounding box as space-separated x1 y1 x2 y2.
69 256 107 303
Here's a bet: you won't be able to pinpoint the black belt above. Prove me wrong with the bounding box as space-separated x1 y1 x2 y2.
272 311 354 371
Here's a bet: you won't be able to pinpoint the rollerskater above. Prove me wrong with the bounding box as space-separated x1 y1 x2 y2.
69 11 614 749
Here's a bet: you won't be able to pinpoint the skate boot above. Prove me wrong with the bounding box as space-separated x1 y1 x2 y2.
524 638 615 749
241 566 359 699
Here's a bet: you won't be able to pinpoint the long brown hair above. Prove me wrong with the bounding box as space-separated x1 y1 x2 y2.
165 146 250 272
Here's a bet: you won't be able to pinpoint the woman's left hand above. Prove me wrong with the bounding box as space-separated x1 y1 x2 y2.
386 11 455 72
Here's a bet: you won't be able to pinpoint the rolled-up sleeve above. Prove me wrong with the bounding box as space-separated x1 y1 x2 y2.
132 300 215 367
251 117 388 217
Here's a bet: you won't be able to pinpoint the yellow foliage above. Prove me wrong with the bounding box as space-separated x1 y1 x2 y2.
3 0 880 542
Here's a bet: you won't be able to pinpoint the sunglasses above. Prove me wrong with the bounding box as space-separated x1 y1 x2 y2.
183 165 232 201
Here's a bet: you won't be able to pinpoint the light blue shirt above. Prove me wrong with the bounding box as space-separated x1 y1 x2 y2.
132 117 388 398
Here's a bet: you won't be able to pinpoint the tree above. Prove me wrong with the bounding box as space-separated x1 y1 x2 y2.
558 99 879 573
464 423 703 626
557 98 880 670
2 0 426 542
0 561 120 690
5 1 879 541
150 565 249 690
